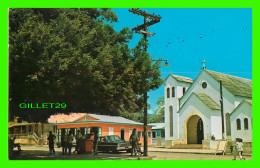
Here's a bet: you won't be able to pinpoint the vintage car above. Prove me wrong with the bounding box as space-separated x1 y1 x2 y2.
97 135 132 153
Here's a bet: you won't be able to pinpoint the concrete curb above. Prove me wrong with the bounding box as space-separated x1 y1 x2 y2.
123 156 154 160
149 150 215 155
148 150 252 157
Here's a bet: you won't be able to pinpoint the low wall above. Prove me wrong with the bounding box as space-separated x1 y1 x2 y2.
202 140 252 154
202 140 219 150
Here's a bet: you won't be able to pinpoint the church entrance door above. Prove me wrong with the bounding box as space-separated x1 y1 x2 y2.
187 115 204 144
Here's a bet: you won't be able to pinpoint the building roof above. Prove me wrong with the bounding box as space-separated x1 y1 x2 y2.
206 70 252 98
170 74 193 83
48 113 144 125
194 93 221 110
88 114 143 125
231 99 252 114
8 121 36 128
150 123 165 129
245 100 252 105
48 113 87 123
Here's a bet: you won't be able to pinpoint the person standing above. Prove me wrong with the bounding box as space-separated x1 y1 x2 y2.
93 130 99 155
66 130 74 155
233 138 245 160
130 128 138 156
47 131 56 154
74 130 82 154
61 134 67 155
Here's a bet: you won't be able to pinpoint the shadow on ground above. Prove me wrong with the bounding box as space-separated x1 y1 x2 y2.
10 150 144 160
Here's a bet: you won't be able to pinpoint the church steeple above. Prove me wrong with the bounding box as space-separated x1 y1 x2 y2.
201 59 207 70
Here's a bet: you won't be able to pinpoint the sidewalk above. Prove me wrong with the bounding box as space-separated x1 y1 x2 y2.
149 146 215 154
148 146 252 156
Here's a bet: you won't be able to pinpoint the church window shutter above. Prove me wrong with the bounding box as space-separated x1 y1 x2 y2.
169 106 173 137
244 118 249 130
166 88 170 98
172 87 175 97
236 119 241 130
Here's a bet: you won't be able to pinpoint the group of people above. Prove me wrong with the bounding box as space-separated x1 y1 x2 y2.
48 129 246 159
48 129 99 155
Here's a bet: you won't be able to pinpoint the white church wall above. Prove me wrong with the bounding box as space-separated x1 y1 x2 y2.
234 96 251 108
178 70 237 136
180 71 236 114
230 102 252 141
164 77 178 141
164 75 191 141
176 85 190 98
178 94 212 143
210 112 222 140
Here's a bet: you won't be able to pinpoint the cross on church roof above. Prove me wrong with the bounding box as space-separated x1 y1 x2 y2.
201 59 207 70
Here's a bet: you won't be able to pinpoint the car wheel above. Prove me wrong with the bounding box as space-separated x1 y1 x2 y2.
105 148 110 153
112 147 118 154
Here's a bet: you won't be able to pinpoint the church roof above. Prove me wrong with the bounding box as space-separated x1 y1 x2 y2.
206 70 252 98
245 100 252 105
194 93 221 110
231 99 252 114
170 74 193 83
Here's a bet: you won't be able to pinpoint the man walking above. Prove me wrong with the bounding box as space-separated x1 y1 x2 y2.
47 131 56 154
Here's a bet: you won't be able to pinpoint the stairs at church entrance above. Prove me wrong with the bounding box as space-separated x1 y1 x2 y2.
172 144 202 149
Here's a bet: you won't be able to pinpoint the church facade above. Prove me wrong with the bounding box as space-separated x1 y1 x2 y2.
164 70 252 147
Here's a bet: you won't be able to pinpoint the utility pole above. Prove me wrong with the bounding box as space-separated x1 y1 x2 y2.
129 8 161 156
219 81 225 139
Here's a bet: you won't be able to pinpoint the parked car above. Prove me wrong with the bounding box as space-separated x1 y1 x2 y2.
97 135 132 153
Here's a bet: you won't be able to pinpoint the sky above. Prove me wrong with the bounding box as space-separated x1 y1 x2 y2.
111 8 252 113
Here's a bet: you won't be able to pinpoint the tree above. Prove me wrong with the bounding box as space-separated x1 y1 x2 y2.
9 8 163 122
149 97 164 123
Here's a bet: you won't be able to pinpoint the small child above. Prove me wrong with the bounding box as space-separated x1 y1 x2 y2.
233 138 245 160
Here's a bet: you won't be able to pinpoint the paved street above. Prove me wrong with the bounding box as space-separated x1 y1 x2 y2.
10 145 252 160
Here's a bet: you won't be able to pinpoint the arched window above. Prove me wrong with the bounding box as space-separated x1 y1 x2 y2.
166 88 170 98
236 119 241 130
244 118 249 130
172 87 175 97
169 106 173 137
183 87 186 95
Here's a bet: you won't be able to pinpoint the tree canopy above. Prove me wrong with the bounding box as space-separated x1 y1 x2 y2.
9 8 163 122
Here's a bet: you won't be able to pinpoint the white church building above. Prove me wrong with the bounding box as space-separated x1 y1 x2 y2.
164 69 252 148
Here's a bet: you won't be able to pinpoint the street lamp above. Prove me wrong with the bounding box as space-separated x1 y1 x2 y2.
153 59 170 67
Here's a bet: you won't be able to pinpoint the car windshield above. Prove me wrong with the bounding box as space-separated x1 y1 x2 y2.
108 136 121 141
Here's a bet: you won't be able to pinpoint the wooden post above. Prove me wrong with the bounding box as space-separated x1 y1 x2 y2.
143 14 148 157
129 8 162 156
220 81 225 139
41 122 44 145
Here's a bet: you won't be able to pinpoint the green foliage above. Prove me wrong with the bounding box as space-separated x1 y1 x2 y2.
9 8 163 122
149 97 165 123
